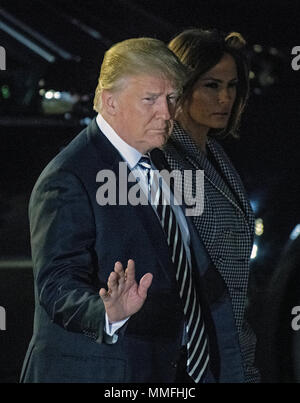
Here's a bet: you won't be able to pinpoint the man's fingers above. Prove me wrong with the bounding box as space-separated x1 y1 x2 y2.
138 273 153 299
99 261 125 300
99 287 109 300
114 261 123 272
125 259 135 282
114 261 125 285
107 271 120 293
100 260 150 304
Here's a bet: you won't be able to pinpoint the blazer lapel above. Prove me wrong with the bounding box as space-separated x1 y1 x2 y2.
184 138 245 216
207 139 254 226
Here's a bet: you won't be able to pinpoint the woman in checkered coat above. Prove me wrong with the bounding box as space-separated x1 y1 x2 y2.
163 28 260 382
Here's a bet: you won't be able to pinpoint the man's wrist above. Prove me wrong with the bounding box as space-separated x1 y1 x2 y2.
105 312 130 336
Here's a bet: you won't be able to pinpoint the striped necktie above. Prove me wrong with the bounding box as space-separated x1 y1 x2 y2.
138 155 210 382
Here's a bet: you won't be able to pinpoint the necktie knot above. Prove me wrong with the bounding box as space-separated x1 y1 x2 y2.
137 155 153 197
138 155 152 171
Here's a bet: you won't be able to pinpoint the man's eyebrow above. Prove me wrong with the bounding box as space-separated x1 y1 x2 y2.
144 92 160 97
143 90 179 97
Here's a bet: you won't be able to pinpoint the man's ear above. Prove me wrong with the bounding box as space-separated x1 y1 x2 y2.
101 89 118 116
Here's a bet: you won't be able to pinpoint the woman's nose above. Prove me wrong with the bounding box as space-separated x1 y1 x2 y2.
218 88 232 104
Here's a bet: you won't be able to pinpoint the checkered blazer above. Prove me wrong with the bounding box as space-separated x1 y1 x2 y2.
163 122 260 382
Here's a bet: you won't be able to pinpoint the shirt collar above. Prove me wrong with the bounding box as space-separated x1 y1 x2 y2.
96 114 142 169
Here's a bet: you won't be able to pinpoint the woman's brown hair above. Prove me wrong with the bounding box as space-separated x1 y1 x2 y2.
169 28 250 138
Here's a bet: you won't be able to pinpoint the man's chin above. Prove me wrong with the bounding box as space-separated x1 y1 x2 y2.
156 132 169 149
144 131 170 152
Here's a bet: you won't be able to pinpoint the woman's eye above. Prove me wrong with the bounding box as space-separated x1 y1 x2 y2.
229 81 238 88
205 82 219 89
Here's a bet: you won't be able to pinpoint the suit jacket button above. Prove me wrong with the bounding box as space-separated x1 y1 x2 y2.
171 361 178 368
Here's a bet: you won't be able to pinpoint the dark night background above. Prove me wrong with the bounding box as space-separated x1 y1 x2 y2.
0 0 300 383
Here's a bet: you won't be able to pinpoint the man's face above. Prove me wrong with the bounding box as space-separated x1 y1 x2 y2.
110 74 178 154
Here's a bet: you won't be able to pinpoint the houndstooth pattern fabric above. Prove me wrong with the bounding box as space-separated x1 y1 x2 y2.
163 121 259 383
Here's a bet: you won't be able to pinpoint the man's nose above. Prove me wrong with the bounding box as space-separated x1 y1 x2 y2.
157 98 172 120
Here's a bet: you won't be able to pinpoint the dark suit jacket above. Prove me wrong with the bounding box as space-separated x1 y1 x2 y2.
20 118 245 383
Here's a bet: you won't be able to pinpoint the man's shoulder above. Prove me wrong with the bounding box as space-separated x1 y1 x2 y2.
31 125 96 193
30 119 121 200
38 126 90 177
41 119 112 176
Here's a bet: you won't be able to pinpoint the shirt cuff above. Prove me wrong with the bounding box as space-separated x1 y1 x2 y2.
105 313 130 336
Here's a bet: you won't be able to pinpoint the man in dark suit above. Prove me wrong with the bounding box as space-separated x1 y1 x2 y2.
20 37 245 383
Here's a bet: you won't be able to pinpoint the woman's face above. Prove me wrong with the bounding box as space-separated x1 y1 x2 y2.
185 53 238 132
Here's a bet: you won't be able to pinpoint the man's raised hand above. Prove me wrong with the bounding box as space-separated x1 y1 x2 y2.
99 259 153 323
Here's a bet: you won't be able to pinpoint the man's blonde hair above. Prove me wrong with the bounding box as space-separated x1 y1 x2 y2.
93 37 187 112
